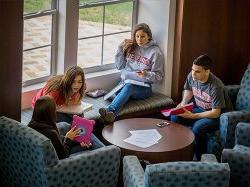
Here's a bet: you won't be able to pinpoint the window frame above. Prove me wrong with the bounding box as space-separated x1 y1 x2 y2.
78 0 138 74
22 0 58 87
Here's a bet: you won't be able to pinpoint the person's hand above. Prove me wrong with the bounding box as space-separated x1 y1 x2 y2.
65 126 80 140
136 70 147 77
121 39 132 46
177 108 195 119
80 142 92 149
122 39 133 53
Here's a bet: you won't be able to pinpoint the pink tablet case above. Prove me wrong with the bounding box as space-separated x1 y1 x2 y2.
71 115 95 144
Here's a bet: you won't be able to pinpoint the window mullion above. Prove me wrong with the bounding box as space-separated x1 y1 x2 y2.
101 5 106 66
51 0 58 76
24 9 57 19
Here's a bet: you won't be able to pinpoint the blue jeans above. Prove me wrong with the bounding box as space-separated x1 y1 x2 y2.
108 83 152 114
170 107 219 160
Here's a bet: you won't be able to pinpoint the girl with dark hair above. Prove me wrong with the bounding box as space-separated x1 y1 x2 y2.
32 66 87 123
99 23 164 122
28 96 104 159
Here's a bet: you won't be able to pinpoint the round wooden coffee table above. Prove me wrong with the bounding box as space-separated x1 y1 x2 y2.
102 118 195 163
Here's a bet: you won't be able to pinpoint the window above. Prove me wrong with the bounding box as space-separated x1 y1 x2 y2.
22 0 137 87
78 0 138 73
23 0 57 86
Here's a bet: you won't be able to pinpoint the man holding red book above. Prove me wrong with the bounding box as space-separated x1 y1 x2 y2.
170 54 232 160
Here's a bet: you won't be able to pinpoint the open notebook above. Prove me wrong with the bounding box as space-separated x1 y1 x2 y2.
56 101 93 115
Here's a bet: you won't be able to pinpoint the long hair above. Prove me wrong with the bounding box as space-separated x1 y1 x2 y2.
123 23 152 56
29 95 57 130
45 66 85 104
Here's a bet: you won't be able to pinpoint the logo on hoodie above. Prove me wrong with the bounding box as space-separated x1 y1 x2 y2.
127 53 151 66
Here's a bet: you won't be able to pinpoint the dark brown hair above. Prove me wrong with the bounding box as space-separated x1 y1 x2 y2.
45 66 85 104
123 23 152 56
193 54 212 70
30 95 57 130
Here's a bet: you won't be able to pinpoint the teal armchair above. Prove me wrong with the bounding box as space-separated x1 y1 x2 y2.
207 64 250 158
222 122 250 187
123 154 230 187
0 116 121 187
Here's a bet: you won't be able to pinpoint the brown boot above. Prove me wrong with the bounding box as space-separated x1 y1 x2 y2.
99 108 115 123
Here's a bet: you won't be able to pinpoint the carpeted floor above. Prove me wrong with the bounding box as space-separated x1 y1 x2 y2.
21 108 33 125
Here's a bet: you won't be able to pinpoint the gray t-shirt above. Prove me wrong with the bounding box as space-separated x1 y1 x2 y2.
184 72 232 111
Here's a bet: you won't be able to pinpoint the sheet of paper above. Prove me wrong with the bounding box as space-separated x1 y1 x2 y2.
123 136 157 148
129 129 162 142
123 129 162 148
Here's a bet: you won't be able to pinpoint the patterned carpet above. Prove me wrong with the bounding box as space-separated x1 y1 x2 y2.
21 108 33 125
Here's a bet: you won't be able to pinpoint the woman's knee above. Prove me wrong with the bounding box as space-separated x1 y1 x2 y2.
56 122 71 135
122 84 134 93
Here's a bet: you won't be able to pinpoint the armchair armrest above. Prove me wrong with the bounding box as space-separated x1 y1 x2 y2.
123 156 145 187
201 154 218 162
220 110 250 148
48 145 121 187
222 146 250 186
236 122 250 146
225 85 240 106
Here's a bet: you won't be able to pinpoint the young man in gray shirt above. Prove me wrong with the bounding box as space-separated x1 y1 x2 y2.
170 54 232 160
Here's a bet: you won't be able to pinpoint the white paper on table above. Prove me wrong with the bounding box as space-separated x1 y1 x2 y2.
123 129 162 148
123 136 157 148
129 129 162 142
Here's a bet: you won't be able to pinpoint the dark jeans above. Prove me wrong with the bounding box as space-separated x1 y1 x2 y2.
56 112 84 124
170 107 219 160
70 134 105 154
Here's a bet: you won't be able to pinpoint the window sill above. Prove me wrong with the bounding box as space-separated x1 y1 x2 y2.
85 68 120 79
22 68 120 93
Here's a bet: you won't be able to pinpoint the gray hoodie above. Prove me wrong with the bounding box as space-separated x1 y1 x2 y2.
115 40 164 84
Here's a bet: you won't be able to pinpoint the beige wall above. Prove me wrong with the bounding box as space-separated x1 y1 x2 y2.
137 0 176 97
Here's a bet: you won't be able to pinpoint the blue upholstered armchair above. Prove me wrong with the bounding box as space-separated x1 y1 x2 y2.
207 64 250 157
123 154 230 187
222 122 250 187
0 116 121 187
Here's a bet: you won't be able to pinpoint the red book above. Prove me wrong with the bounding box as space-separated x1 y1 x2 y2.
71 115 95 144
161 103 194 117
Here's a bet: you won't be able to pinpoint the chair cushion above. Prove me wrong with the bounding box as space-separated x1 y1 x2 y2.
234 144 250 154
236 64 250 110
144 161 230 187
84 92 174 120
